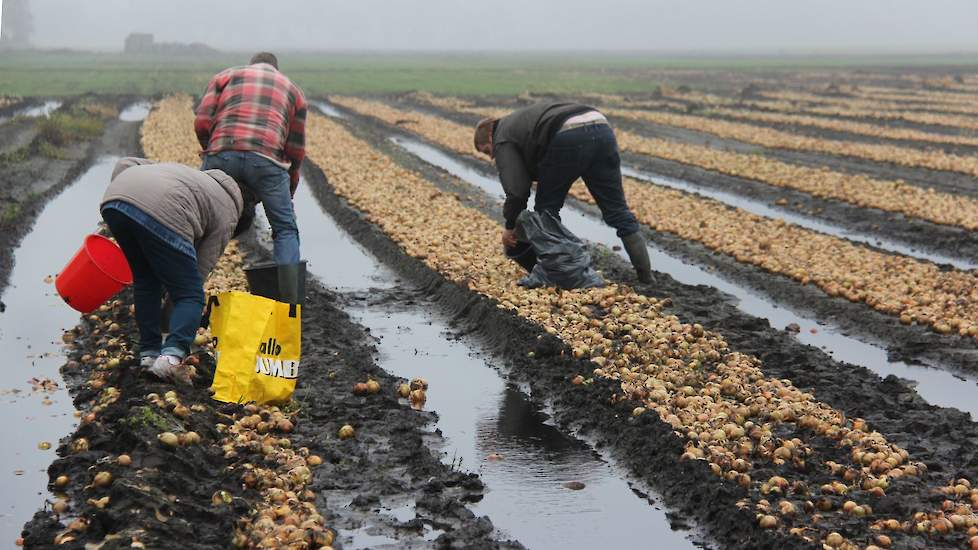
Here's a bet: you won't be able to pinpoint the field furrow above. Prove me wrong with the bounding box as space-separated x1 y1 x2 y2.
305 109 978 549
403 94 978 231
329 96 978 340
607 107 978 178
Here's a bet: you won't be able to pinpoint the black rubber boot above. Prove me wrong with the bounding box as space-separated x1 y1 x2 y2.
277 263 302 305
620 232 654 284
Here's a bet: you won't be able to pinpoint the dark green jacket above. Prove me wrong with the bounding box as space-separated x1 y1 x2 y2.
493 102 593 229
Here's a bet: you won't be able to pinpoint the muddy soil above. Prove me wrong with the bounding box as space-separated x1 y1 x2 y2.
301 155 978 550
361 97 978 376
620 151 978 266
20 240 518 549
302 109 978 549
0 97 139 297
609 114 978 200
396 94 978 268
235 240 522 550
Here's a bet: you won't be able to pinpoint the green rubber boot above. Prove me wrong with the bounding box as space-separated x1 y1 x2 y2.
621 232 654 284
277 263 302 305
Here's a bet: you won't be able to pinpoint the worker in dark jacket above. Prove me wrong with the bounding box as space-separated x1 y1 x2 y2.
101 158 253 384
473 102 653 283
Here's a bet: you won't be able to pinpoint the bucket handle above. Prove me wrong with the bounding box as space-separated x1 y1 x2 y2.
200 295 220 329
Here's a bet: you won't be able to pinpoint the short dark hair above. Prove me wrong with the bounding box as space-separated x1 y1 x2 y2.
250 52 278 69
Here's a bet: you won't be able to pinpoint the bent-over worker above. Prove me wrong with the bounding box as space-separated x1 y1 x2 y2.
101 158 253 384
195 51 306 303
473 102 653 283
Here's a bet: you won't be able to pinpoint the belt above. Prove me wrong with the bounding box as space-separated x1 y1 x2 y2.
559 117 609 133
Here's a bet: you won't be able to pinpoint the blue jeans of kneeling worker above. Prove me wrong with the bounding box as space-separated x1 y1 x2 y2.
101 205 204 360
534 123 641 238
202 151 300 265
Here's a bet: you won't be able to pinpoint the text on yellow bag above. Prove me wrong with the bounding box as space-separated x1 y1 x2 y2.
207 291 301 404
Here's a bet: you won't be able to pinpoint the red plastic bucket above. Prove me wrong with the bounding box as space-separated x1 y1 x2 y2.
56 234 133 313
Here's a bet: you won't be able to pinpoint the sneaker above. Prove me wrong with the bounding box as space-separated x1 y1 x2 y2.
148 355 192 385
139 355 159 368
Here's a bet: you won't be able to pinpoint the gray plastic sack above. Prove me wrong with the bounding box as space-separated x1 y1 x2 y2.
515 210 604 290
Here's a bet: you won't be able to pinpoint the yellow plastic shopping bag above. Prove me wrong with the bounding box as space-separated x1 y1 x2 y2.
207 291 301 404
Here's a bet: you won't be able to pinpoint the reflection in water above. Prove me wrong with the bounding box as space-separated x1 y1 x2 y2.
490 389 581 454
622 166 977 270
0 156 118 543
389 135 978 419
118 102 151 122
348 306 695 549
272 167 697 548
18 100 62 119
313 101 349 119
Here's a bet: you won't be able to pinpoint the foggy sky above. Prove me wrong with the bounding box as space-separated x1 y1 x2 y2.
20 0 978 53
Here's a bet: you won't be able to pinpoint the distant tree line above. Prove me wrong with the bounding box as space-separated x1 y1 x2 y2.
124 33 217 55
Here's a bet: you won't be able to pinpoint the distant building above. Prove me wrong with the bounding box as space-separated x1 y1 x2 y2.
123 33 217 55
0 0 34 49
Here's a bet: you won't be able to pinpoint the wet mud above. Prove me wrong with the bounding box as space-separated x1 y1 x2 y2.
0 97 139 295
272 182 698 548
376 96 978 377
236 240 523 550
611 114 978 201
398 94 978 269
302 110 978 549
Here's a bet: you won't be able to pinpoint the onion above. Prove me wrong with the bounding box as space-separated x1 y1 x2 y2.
758 515 777 529
92 471 112 488
366 380 381 394
158 432 179 448
117 454 132 466
338 425 355 440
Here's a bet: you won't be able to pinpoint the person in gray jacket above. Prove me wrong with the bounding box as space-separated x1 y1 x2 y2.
474 102 653 283
101 158 253 383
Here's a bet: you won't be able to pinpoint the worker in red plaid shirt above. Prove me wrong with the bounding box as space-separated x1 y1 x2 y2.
196 52 307 303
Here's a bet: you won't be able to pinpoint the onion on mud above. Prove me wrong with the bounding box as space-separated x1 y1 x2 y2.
158 432 179 448
397 383 411 398
117 454 132 466
92 471 112 488
338 425 355 440
366 379 381 394
54 475 69 488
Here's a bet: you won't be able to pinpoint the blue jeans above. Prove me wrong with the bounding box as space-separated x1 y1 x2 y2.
534 124 641 238
102 207 204 359
202 151 300 265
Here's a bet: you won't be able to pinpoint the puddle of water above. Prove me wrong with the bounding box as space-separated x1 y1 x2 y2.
621 166 978 270
0 156 119 543
252 181 396 291
389 136 978 419
118 101 151 122
17 100 63 119
268 170 698 548
312 101 349 119
347 304 696 549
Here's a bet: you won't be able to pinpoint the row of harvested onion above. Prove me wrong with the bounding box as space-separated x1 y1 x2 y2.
301 109 978 549
332 96 978 341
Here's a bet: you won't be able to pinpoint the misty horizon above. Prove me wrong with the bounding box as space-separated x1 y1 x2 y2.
6 0 978 54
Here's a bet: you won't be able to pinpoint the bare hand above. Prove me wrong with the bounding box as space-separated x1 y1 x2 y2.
501 229 518 248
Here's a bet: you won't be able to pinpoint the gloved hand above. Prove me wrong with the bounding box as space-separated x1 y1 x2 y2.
501 229 517 248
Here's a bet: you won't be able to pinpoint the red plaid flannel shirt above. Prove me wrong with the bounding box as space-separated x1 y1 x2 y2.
195 63 307 192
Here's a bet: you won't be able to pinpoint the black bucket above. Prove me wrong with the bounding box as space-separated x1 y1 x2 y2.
244 261 307 305
505 242 537 273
